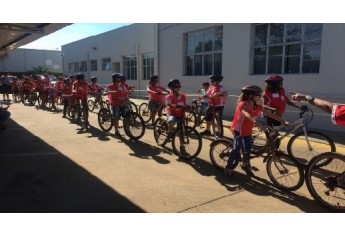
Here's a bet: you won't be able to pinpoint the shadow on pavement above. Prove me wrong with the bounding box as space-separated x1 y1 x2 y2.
0 118 145 213
179 155 330 213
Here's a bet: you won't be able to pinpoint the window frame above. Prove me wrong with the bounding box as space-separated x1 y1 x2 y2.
123 55 137 80
102 58 111 71
252 23 322 75
184 25 223 76
142 52 154 80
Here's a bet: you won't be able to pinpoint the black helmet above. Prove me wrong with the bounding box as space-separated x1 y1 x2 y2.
209 74 223 82
76 73 85 80
120 74 127 81
112 73 122 80
90 76 97 82
241 85 262 95
64 78 71 83
150 75 159 82
167 79 181 88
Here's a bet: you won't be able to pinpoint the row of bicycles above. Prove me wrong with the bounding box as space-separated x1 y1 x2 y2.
210 105 344 212
91 94 344 212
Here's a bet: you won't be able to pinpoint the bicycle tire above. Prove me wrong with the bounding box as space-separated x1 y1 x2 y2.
266 152 304 191
171 126 202 160
209 138 239 170
184 110 197 129
97 108 113 132
287 130 336 166
123 111 146 140
130 101 138 114
153 117 169 146
212 113 224 139
139 102 152 124
305 152 345 212
87 100 95 112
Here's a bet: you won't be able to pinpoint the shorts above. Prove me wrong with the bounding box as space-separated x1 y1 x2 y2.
111 105 127 119
167 115 183 123
148 100 162 111
204 106 224 121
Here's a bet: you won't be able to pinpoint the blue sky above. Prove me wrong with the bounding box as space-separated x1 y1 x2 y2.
20 23 131 51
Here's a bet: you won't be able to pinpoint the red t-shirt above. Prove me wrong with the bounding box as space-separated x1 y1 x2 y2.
332 104 345 126
147 84 165 103
263 88 286 115
106 84 127 106
73 80 89 98
231 101 263 137
165 93 187 117
205 85 227 106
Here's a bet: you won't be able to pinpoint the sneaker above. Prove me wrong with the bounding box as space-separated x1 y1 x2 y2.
224 167 234 177
180 146 188 156
114 131 122 138
241 164 255 177
200 130 211 136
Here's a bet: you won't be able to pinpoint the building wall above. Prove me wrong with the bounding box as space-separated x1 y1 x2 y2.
0 48 62 73
61 23 155 90
158 23 345 132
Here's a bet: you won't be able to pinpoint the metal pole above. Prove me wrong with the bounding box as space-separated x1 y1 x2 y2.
87 52 90 82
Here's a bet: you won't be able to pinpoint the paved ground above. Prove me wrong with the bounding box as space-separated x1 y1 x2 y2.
0 98 344 213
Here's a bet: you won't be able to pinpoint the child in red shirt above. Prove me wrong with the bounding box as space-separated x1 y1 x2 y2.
225 85 289 177
103 73 128 137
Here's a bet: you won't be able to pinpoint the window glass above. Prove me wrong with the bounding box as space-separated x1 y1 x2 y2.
184 26 223 76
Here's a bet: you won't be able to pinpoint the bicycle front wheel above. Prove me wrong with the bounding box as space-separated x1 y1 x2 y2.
123 111 145 140
209 138 239 170
172 126 202 160
266 152 304 191
139 102 152 124
184 110 197 129
287 130 336 166
305 152 345 212
87 100 95 112
97 108 113 132
153 117 169 146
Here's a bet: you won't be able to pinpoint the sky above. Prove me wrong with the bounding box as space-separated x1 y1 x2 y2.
20 23 131 51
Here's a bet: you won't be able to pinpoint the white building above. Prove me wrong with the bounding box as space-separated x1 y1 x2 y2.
0 48 63 74
62 23 345 132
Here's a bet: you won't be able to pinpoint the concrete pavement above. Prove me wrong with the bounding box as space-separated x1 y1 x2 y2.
0 99 343 212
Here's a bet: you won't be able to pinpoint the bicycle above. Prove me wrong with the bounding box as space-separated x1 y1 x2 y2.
185 97 224 138
209 126 305 191
139 98 166 125
87 90 109 112
305 152 345 212
153 105 202 160
251 105 336 167
97 100 145 140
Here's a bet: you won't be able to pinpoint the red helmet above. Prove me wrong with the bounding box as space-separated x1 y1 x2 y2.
265 75 283 83
241 85 262 95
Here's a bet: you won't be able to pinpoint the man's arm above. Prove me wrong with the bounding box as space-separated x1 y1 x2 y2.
291 92 333 114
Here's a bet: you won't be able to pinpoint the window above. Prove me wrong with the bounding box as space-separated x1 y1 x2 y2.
102 58 111 71
253 23 323 74
90 59 97 71
123 55 137 80
184 26 223 76
74 62 80 72
68 63 74 73
142 53 154 80
80 61 87 72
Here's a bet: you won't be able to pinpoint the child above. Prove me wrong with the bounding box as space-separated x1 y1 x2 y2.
225 85 289 177
147 75 169 126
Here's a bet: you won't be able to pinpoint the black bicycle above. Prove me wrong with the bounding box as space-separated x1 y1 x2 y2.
185 98 223 138
305 152 345 212
97 101 145 140
209 126 304 191
153 105 202 160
